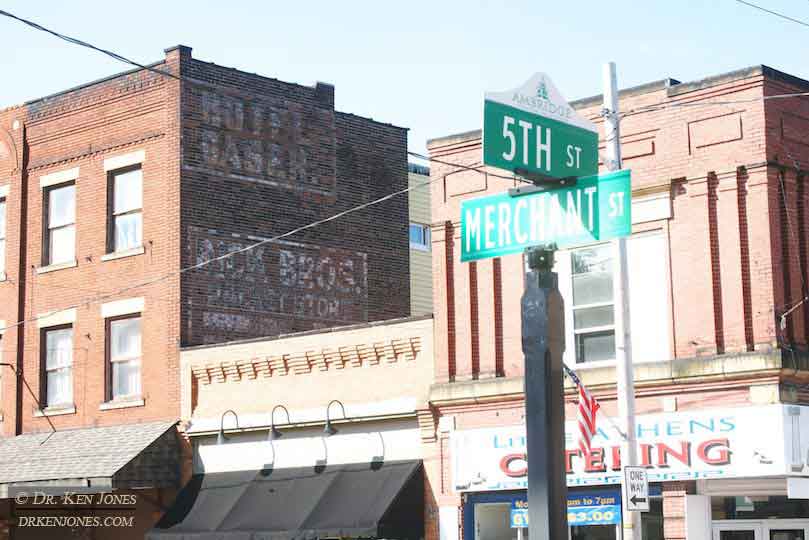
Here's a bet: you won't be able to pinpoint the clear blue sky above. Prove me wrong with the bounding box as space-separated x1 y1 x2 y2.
1 0 807 155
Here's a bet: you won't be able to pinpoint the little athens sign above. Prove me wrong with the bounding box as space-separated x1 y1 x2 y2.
460 170 631 262
450 404 808 491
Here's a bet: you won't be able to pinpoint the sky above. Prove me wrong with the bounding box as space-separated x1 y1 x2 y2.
1 0 808 156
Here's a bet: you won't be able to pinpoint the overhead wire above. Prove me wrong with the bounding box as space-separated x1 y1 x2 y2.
4 6 809 347
733 0 809 28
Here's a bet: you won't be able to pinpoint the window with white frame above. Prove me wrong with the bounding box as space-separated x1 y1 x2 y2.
0 197 6 275
570 244 615 364
108 166 143 253
42 325 73 407
107 315 142 400
409 223 430 250
557 232 670 366
44 183 76 266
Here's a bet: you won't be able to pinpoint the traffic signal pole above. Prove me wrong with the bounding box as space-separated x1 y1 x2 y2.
603 62 642 540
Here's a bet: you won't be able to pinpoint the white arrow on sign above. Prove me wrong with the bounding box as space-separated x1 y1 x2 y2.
624 466 650 512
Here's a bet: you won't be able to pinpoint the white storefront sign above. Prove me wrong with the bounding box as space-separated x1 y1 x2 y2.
452 405 809 491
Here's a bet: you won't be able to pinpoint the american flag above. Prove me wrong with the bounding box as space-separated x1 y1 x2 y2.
563 364 600 454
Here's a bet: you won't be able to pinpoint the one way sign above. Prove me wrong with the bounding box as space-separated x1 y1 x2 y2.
624 466 649 512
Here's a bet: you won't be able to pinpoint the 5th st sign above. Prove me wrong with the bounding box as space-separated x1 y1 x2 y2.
483 73 599 179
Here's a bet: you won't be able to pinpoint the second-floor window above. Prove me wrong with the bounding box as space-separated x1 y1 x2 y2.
0 197 6 275
42 325 73 408
107 315 142 400
558 231 670 366
44 183 76 266
108 166 143 253
409 223 430 251
571 244 615 364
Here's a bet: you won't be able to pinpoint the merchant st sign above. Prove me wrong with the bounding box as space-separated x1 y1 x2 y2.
460 170 631 262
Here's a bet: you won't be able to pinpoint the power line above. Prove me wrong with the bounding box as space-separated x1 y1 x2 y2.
0 9 181 82
734 0 809 28
0 174 440 335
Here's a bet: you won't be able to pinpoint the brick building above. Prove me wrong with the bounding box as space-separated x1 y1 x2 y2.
424 66 809 540
0 45 409 538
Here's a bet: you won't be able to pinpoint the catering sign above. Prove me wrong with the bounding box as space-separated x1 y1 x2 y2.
451 405 809 490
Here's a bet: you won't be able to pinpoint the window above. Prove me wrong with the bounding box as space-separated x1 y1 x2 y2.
409 223 430 250
107 315 142 400
558 232 671 366
108 166 143 253
0 197 6 275
571 244 615 364
41 326 73 407
43 183 76 266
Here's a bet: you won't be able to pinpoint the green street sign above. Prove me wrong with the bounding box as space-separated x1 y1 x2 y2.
483 74 598 179
460 170 632 262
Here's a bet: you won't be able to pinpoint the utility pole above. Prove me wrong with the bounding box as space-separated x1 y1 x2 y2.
603 61 641 540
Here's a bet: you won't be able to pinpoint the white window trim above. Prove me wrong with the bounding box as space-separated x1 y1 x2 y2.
34 405 76 417
40 167 79 189
99 397 145 410
632 192 672 224
0 184 9 198
36 259 78 274
101 245 145 262
558 231 671 370
104 150 145 172
37 308 77 329
101 297 144 318
409 223 431 251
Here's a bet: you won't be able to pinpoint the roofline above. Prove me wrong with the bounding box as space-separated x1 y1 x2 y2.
570 78 680 108
427 63 809 148
22 60 168 108
180 314 434 352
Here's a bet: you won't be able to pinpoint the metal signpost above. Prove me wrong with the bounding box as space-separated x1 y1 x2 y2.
465 72 632 540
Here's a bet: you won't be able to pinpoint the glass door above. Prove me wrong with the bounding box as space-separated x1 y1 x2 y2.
713 522 763 540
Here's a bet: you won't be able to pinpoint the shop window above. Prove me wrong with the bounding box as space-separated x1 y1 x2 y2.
107 166 143 253
106 315 142 401
43 182 76 266
41 325 73 407
712 496 809 520
556 232 671 366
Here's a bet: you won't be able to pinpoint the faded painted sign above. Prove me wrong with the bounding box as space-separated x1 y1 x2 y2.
189 228 368 343
191 88 337 194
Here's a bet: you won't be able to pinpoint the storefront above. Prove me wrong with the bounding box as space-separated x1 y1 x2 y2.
450 404 809 540
148 417 425 540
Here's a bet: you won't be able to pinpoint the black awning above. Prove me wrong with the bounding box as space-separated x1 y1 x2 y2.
148 460 423 540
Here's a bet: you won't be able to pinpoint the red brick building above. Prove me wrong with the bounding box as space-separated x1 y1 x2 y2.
423 66 809 540
0 45 409 538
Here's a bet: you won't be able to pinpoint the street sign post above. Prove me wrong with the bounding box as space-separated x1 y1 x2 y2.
483 73 598 179
460 169 631 262
624 466 650 512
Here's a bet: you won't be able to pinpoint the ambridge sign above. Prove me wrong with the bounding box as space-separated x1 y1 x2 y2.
450 405 809 490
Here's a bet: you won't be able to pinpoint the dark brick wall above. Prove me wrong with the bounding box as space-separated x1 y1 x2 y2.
178 49 410 346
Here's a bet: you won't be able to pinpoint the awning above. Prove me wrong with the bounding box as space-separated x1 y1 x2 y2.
149 460 423 540
0 420 179 497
